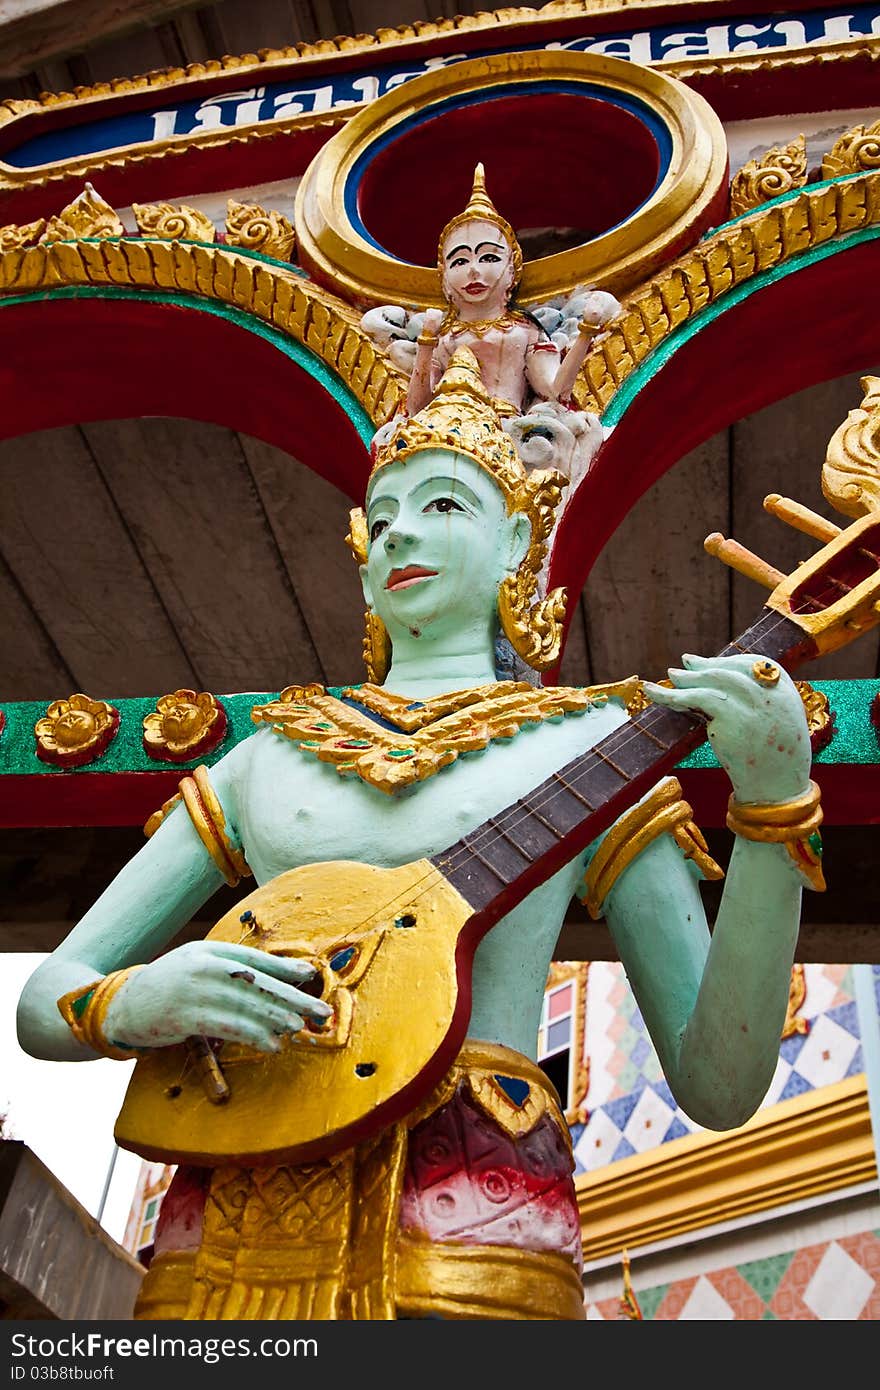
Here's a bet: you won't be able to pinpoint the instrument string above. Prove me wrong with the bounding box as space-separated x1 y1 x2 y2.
299 604 812 954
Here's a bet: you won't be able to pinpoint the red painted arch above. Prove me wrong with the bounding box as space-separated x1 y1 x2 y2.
546 234 880 671
0 294 372 501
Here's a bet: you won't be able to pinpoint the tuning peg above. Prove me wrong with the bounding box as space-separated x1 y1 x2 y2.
763 494 841 542
704 533 785 589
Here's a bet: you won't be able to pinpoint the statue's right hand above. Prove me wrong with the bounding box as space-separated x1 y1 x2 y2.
101 941 331 1053
421 308 444 337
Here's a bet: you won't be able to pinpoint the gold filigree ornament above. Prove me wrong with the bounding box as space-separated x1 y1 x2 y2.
822 119 880 179
251 681 601 795
353 347 569 673
142 689 228 763
225 199 296 261
729 134 808 217
132 202 216 242
39 182 124 242
34 692 120 768
822 375 880 519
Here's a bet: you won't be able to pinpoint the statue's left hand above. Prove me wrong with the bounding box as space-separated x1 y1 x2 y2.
642 653 812 804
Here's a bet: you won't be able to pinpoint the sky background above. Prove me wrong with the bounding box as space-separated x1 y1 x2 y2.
2 953 144 1247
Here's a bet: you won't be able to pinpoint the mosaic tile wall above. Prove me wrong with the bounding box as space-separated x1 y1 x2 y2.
584 1221 880 1319
571 962 867 1176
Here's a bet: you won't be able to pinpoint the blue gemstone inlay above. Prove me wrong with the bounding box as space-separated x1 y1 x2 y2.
330 946 356 971
494 1074 530 1107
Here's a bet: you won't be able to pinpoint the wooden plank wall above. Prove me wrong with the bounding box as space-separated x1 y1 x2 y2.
2 368 878 705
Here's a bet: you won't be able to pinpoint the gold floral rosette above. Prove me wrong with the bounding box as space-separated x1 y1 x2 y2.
142 689 227 763
34 693 119 768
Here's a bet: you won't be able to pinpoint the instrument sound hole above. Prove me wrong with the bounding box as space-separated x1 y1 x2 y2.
395 913 417 929
355 1062 376 1078
165 1085 182 1099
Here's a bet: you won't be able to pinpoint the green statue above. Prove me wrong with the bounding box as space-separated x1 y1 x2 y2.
17 348 823 1321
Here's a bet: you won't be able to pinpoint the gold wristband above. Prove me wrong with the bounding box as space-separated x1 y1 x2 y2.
57 966 145 1060
179 764 251 886
578 319 603 337
417 331 439 347
726 780 825 891
726 780 823 842
580 777 723 920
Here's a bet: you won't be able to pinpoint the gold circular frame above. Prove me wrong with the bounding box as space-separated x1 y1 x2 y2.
295 49 729 307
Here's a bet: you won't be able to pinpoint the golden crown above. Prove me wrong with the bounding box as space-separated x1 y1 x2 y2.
350 348 570 672
437 163 523 292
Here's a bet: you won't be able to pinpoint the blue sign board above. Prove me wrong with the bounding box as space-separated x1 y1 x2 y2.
3 5 879 170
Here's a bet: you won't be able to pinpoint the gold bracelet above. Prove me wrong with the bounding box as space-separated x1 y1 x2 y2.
57 966 145 1060
726 780 823 842
179 764 252 885
578 319 603 337
417 331 439 347
726 780 825 892
580 777 723 920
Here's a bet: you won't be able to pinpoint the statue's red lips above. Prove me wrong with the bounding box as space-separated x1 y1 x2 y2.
385 566 438 591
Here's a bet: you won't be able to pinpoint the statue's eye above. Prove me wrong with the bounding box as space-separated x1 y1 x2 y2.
425 497 464 515
370 518 389 541
479 252 501 264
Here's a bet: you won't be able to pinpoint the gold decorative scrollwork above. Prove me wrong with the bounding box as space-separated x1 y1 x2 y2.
822 375 880 518
0 219 45 251
729 134 808 217
225 200 296 261
132 202 216 242
822 119 880 179
39 182 124 242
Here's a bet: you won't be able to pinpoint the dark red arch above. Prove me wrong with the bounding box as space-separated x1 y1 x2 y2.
0 294 372 501
547 234 880 671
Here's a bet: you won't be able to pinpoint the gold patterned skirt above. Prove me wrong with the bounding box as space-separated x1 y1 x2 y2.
134 1040 585 1321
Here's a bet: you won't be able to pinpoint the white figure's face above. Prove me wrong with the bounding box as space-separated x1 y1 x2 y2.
361 449 529 648
441 219 514 316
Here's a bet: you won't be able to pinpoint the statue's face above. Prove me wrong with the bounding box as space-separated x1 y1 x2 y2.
361 449 528 646
441 218 514 315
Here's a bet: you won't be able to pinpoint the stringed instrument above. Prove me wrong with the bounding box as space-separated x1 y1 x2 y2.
114 494 880 1167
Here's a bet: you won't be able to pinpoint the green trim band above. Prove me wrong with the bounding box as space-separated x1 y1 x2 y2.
0 681 876 778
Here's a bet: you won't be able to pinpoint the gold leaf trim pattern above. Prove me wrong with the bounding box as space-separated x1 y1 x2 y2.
570 168 880 415
729 134 808 217
0 226 407 427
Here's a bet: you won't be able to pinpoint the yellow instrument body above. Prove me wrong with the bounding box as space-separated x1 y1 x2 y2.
114 858 473 1166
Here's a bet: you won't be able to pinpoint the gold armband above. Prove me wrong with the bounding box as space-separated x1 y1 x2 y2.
417 331 439 347
726 780 825 891
578 319 603 338
144 764 252 885
57 967 145 1060
579 777 723 920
